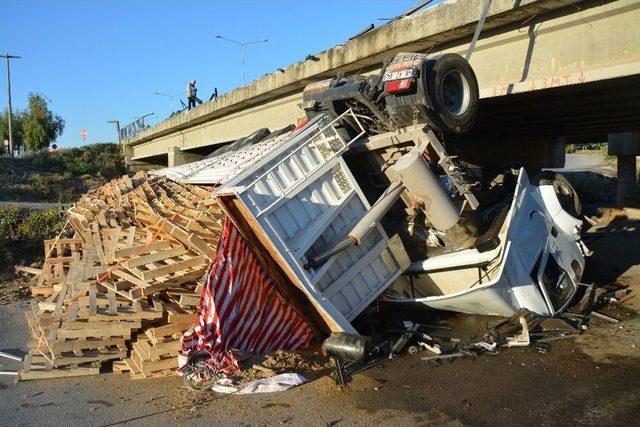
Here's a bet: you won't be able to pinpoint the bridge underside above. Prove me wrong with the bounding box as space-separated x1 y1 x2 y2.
475 75 640 141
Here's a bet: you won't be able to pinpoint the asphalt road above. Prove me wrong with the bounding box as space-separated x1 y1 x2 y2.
0 201 72 211
551 153 614 174
1 303 639 427
1 208 639 426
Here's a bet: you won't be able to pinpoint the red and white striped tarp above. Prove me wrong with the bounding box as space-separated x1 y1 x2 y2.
179 217 313 374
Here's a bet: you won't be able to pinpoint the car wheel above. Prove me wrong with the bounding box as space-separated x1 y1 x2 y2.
536 171 582 217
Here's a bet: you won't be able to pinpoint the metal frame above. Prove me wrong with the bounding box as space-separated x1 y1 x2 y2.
217 111 406 333
240 109 366 199
355 125 479 210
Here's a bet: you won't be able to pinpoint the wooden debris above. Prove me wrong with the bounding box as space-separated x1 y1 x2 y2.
21 172 219 381
14 265 42 276
128 327 184 378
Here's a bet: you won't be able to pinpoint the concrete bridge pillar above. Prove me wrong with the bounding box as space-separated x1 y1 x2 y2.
608 132 639 207
168 146 203 168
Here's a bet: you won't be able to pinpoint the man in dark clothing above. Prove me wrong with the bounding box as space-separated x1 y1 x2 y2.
186 79 203 110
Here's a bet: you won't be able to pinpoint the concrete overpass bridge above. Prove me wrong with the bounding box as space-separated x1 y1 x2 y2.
122 0 640 178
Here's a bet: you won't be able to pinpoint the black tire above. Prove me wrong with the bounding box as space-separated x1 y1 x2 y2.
535 171 582 217
423 53 479 135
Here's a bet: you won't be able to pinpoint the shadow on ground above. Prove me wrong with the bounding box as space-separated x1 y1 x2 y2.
584 210 640 289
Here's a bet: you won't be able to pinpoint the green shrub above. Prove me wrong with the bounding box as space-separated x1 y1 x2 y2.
28 173 53 200
0 205 22 234
0 207 66 268
23 143 126 178
568 142 607 152
16 208 65 242
0 206 25 265
29 150 65 171
3 144 125 203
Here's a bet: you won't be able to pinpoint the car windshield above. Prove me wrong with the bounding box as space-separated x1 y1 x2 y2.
540 255 577 311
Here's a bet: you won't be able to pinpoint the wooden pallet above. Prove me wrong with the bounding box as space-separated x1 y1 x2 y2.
18 351 101 381
21 172 217 381
112 359 131 375
126 327 187 379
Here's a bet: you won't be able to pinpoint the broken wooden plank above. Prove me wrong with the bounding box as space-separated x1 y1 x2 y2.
14 265 42 276
19 366 99 381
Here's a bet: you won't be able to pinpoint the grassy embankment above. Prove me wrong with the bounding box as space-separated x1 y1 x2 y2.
0 143 126 272
0 143 125 203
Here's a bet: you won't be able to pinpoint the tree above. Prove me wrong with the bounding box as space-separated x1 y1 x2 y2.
0 108 25 155
22 93 65 151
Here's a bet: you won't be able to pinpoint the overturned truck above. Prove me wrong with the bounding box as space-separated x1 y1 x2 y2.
158 53 588 348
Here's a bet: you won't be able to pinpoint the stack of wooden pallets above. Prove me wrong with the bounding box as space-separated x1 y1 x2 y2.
18 172 220 381
31 237 83 297
122 317 193 379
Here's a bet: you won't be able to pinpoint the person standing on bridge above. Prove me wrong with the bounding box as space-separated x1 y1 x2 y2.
186 79 203 110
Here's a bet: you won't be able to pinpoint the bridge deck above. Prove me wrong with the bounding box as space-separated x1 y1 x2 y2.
122 0 640 167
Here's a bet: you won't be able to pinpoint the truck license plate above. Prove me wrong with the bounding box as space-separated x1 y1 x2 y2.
383 69 417 82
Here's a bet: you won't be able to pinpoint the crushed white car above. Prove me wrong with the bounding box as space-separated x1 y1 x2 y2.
388 167 587 317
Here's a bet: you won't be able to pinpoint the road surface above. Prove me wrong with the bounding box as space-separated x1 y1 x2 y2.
0 201 72 211
552 153 614 175
1 209 639 426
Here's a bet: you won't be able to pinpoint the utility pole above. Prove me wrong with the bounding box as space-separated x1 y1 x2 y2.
1 52 21 158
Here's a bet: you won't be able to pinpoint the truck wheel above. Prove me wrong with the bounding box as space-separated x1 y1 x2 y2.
536 171 582 217
424 54 479 134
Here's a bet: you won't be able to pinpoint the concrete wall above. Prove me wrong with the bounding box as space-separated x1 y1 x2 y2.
124 0 640 166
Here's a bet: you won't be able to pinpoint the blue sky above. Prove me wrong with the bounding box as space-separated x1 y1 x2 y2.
0 0 443 148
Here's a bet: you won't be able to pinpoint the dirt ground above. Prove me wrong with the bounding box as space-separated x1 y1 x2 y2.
0 273 32 306
1 208 639 426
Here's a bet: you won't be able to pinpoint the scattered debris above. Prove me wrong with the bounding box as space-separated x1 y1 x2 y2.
419 341 442 354
2 48 635 398
505 316 531 348
236 373 308 394
421 352 465 362
15 172 222 380
0 351 23 362
591 311 620 324
534 334 578 344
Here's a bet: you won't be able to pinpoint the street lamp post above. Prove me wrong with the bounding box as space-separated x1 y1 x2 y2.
135 112 154 123
154 92 181 114
1 52 21 158
215 35 268 86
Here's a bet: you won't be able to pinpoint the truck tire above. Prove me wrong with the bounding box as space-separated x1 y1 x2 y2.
423 53 479 135
384 53 479 134
535 171 582 217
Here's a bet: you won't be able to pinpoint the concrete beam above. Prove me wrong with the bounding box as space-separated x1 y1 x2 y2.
167 147 204 168
125 0 640 165
127 0 572 146
608 132 640 156
131 92 300 161
609 132 639 207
